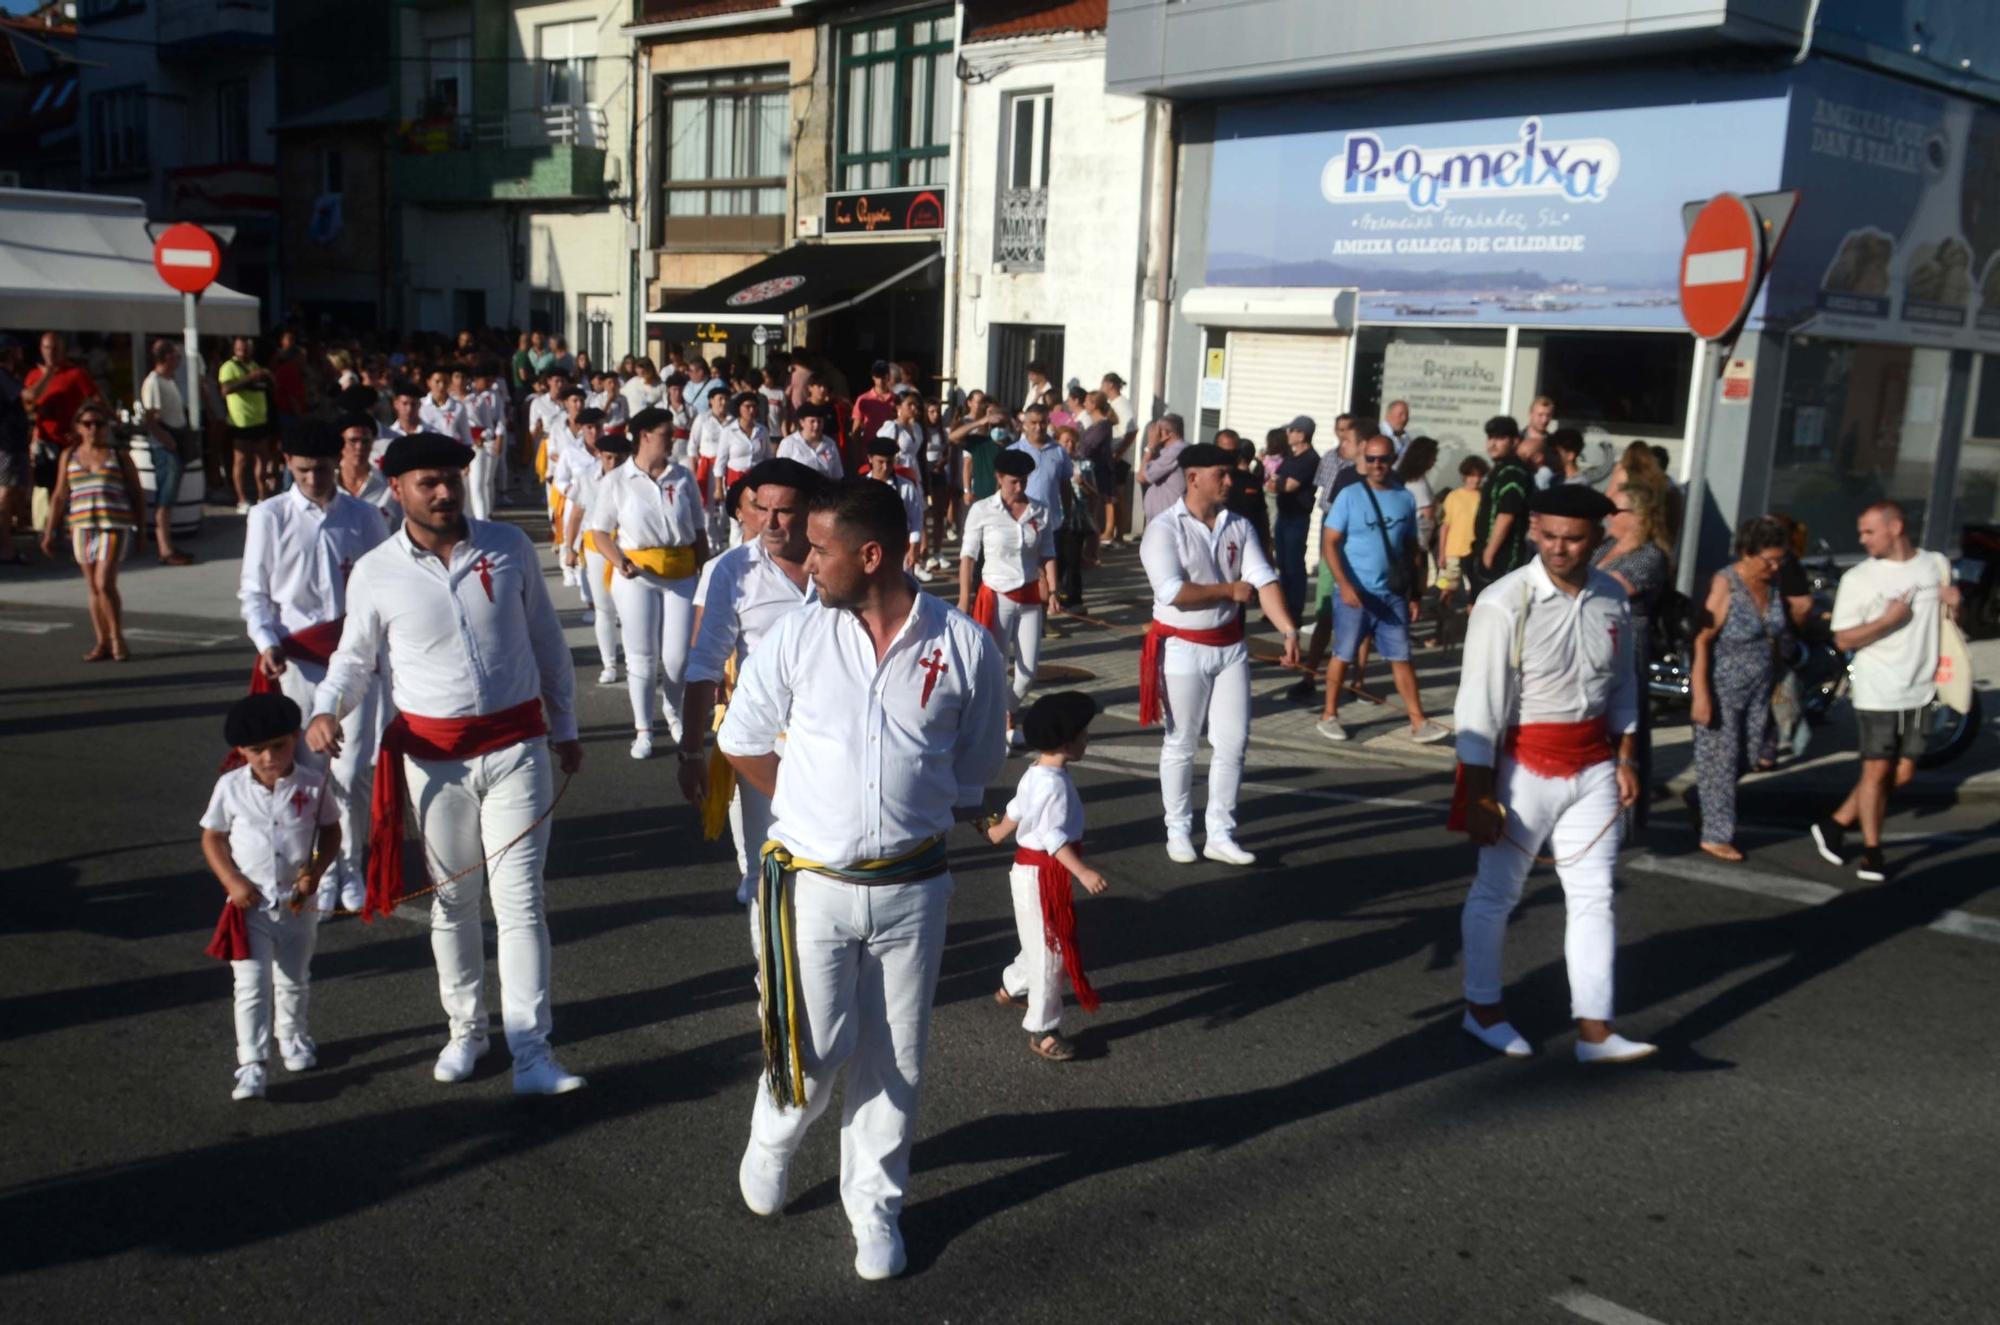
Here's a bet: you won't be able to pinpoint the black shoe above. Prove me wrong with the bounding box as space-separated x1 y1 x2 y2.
1284 675 1316 703
1855 847 1887 883
1809 817 1846 866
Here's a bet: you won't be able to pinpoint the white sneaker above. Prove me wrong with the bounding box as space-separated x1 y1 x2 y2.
340 874 366 912
1315 717 1349 742
433 1036 490 1083
913 564 933 582
1166 833 1197 864
739 1143 790 1217
281 1035 318 1072
1461 1010 1531 1058
1406 719 1452 744
314 870 339 913
597 665 621 686
1203 837 1256 866
560 564 576 586
853 1220 907 1281
234 501 251 515
231 1063 267 1100
513 1053 586 1095
630 731 654 760
1576 1032 1657 1065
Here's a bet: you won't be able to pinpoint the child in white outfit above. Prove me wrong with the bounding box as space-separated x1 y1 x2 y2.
983 691 1109 1061
200 692 341 1101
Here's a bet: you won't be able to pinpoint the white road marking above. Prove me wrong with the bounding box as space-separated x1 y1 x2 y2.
1626 850 2000 946
0 619 70 634
120 627 237 648
1552 1289 1673 1325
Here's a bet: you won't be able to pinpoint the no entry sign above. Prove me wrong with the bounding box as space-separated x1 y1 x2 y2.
152 222 221 295
1679 194 1763 341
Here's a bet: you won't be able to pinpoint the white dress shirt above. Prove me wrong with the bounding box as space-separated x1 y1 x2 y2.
373 417 423 470
1005 762 1083 854
718 588 1007 866
201 758 340 905
777 431 843 479
1140 498 1278 631
529 393 565 441
550 436 599 499
876 419 921 473
1452 557 1638 769
419 394 473 445
718 420 771 475
340 467 401 529
544 413 580 477
620 377 665 416
690 411 729 463
960 493 1054 593
565 458 617 536
465 388 506 449
872 473 925 544
586 461 704 550
239 488 393 652
686 542 815 686
313 518 579 742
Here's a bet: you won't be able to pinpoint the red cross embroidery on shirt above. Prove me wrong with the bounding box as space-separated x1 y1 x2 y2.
290 789 312 817
472 556 495 602
1226 541 1240 570
918 648 949 709
1608 622 1620 650
663 482 677 503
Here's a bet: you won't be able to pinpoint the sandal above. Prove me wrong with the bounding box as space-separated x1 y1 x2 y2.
994 987 1027 1010
82 643 111 662
1699 841 1745 862
1027 1031 1076 1062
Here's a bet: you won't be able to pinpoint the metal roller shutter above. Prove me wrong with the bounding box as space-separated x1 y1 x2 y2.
1221 330 1348 446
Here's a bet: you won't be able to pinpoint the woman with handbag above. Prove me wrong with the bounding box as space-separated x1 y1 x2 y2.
1686 516 1790 861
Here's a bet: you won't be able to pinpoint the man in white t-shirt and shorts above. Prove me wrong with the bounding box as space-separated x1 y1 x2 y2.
1808 500 1960 883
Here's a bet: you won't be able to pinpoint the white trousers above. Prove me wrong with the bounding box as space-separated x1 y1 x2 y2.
990 594 1043 714
610 570 696 737
403 740 557 1056
729 777 775 906
232 904 320 1065
467 446 494 520
1158 638 1252 839
278 659 386 903
1461 756 1622 1020
999 862 1062 1033
748 870 954 1232
583 550 622 673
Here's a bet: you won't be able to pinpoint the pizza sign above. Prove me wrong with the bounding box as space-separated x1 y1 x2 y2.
824 186 949 235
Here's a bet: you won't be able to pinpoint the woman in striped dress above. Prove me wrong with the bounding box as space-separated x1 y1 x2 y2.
40 402 141 660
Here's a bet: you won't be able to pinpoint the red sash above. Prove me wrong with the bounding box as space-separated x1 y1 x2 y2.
971 581 1043 637
365 698 549 921
725 467 750 488
1137 619 1245 726
694 455 715 505
1015 844 1100 1012
1446 718 1612 832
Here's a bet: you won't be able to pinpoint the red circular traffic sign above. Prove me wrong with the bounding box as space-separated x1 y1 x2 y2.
152 222 221 295
1679 193 1763 341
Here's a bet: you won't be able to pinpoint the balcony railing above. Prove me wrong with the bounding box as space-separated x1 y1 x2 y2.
996 186 1047 271
157 0 273 51
404 104 609 155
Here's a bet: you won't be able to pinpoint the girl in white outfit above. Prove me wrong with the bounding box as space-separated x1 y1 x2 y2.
566 418 628 686
587 407 709 760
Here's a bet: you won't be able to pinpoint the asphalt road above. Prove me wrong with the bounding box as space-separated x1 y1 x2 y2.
2 566 1997 1324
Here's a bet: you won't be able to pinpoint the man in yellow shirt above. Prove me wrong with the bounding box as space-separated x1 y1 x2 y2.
219 335 277 512
1433 455 1489 634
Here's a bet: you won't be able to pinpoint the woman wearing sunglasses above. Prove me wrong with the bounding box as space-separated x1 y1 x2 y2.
40 403 141 660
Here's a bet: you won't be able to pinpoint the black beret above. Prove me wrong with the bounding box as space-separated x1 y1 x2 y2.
1177 442 1232 470
380 432 474 477
744 457 823 494
628 406 672 436
574 407 606 427
1528 484 1617 521
725 476 753 516
389 378 423 400
596 431 634 455
993 448 1036 478
334 411 377 437
1019 690 1098 752
867 437 901 458
225 692 301 749
282 418 343 459
334 384 377 413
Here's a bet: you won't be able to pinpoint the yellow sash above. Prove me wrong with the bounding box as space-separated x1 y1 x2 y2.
534 438 548 483
698 655 740 841
626 545 698 580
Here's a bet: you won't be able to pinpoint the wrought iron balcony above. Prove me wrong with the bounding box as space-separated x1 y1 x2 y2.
996 186 1047 271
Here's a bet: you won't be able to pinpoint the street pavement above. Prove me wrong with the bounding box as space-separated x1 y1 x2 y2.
1 506 1997 1324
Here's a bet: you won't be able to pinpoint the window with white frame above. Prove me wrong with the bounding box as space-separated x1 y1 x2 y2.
538 19 597 107
996 90 1051 270
89 85 148 175
655 65 790 245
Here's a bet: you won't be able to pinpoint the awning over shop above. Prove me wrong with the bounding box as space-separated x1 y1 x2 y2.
649 240 941 335
0 188 261 335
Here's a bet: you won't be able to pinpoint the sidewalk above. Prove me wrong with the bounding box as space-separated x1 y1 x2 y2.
1039 542 2000 808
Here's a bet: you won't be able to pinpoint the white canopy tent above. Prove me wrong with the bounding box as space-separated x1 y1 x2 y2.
0 187 260 337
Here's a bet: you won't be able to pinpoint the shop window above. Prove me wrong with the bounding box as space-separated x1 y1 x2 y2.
655 66 789 250
1954 355 2000 538
1353 327 1508 481
835 10 952 190
89 85 148 176
1769 338 1948 554
1515 331 1692 438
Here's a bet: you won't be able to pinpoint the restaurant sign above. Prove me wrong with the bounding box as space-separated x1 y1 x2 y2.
824 186 947 235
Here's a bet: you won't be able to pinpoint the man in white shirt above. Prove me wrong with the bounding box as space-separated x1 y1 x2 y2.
679 457 822 904
460 363 507 520
336 412 400 528
569 425 630 689
1138 444 1300 866
1808 500 1960 883
138 338 196 565
1452 484 1652 1065
720 477 1006 1282
239 420 392 913
375 379 427 469
554 407 610 624
546 386 589 576
865 437 926 572
1383 398 1414 458
307 432 586 1097
958 447 1059 748
419 367 473 450
776 409 843 479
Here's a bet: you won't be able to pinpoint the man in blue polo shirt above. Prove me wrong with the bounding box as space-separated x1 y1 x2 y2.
1008 402 1073 529
1317 433 1450 745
